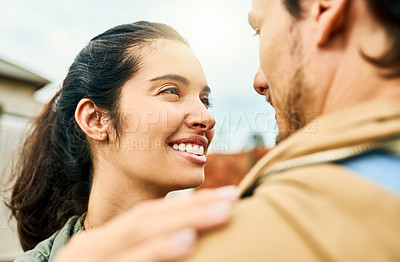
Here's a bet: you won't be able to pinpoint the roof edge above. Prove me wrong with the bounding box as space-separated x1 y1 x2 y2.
0 58 51 90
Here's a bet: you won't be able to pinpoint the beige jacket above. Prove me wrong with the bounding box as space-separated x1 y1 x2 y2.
184 100 400 262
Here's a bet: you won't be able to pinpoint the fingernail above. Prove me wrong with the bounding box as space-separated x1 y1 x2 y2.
214 185 238 201
170 228 197 251
206 202 231 220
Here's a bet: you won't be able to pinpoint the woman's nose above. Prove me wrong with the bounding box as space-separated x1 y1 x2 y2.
186 102 216 132
253 67 269 95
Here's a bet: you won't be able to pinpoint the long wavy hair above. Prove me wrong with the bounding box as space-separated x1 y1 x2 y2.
6 21 187 251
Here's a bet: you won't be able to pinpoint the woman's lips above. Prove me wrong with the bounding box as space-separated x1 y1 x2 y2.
167 136 209 165
170 147 207 165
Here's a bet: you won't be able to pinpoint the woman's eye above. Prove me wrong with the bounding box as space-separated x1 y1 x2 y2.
160 87 180 96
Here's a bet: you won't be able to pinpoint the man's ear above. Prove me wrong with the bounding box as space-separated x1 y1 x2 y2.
312 0 349 46
75 98 110 141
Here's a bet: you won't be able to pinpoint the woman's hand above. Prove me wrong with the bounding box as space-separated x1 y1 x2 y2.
54 186 238 262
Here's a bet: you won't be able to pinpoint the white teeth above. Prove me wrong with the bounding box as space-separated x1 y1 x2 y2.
192 145 199 154
171 143 205 156
178 143 186 152
199 146 204 155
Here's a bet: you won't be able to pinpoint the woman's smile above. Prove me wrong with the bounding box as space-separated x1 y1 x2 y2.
168 135 209 165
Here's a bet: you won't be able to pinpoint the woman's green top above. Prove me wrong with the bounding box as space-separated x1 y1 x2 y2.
15 215 85 262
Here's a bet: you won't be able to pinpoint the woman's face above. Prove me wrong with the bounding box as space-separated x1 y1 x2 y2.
104 39 215 193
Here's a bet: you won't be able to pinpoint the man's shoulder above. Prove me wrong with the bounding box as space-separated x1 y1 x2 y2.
183 163 400 262
256 162 400 209
14 215 83 262
339 151 400 195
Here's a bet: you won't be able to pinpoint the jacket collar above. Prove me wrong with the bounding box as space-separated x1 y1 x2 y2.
239 99 400 196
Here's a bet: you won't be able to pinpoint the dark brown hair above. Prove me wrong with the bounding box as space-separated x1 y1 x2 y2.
283 0 400 77
7 21 187 251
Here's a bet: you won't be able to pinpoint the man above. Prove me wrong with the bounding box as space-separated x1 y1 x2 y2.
54 0 400 261
181 0 400 261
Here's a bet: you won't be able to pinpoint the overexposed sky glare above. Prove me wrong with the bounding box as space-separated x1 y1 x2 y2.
0 0 277 151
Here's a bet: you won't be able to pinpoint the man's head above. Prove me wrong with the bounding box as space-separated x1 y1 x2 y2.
250 0 400 143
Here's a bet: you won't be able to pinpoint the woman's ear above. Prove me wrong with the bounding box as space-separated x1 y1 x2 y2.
312 0 349 46
75 98 110 141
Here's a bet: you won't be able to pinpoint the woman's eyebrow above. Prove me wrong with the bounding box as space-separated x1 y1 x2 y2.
150 74 190 85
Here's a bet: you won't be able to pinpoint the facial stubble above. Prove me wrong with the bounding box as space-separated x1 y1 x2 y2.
275 27 314 144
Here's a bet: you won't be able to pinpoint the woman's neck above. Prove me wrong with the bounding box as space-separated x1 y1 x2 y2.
84 167 166 230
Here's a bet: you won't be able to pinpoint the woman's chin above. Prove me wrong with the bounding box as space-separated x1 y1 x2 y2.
170 173 204 191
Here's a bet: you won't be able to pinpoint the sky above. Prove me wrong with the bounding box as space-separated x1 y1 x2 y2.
0 0 278 152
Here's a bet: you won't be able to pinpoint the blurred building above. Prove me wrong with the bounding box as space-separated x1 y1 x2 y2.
202 146 269 188
0 58 49 261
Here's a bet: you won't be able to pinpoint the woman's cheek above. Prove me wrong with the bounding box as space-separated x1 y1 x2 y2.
206 128 214 143
164 108 185 131
121 111 141 133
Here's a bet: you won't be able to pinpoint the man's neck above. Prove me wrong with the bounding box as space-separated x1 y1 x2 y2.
321 51 400 115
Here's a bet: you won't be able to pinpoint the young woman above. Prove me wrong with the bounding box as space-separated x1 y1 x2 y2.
8 21 222 260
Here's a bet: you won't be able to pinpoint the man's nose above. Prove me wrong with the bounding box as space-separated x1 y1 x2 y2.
253 67 269 95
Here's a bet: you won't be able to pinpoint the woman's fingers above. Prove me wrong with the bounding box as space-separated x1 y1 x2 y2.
139 199 234 236
109 228 197 262
101 186 238 246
